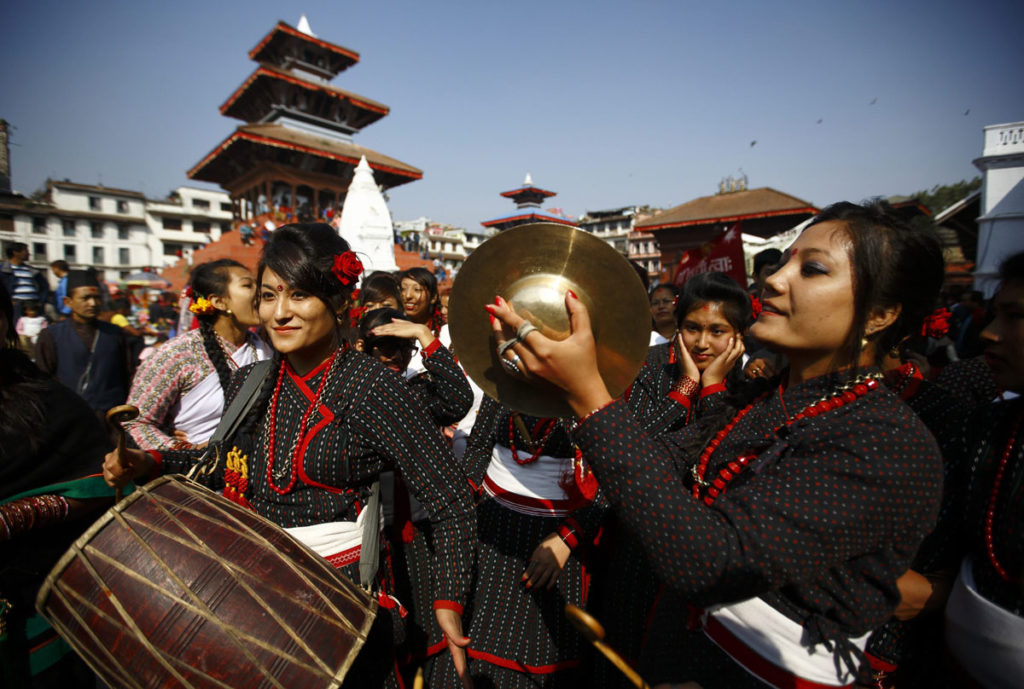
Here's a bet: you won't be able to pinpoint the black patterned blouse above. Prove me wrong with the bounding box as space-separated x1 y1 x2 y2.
152 346 477 607
573 370 943 643
406 338 473 427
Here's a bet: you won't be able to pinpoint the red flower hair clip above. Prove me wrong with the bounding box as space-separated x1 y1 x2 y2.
920 307 951 339
349 305 367 328
331 251 363 287
182 285 194 300
750 295 763 320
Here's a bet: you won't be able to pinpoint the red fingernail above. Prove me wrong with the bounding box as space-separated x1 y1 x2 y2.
488 313 496 325
484 304 496 314
568 289 577 299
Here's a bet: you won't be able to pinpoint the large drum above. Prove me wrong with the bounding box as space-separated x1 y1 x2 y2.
36 475 376 689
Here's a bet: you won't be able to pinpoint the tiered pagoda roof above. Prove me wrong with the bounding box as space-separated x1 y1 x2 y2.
482 174 576 230
188 16 420 215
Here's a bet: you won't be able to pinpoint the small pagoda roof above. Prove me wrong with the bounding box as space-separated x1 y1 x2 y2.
481 209 577 228
220 63 388 129
188 123 421 190
636 187 817 232
500 184 557 200
249 21 360 79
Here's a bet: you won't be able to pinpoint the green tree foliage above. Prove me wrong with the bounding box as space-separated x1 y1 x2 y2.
908 177 982 215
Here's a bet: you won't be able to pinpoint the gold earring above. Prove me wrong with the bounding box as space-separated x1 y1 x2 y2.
860 336 869 351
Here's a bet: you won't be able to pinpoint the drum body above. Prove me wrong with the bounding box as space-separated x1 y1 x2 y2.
36 475 376 689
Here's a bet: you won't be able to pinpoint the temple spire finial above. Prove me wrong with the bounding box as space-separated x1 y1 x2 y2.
297 14 316 37
524 172 533 186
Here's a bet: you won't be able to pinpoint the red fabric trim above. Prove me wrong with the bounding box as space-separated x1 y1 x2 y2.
425 639 448 657
865 652 898 674
325 545 361 568
285 362 343 494
148 451 163 479
433 599 463 615
668 390 694 408
700 382 727 399
704 614 854 689
465 648 579 675
421 338 442 357
557 523 579 550
563 515 582 533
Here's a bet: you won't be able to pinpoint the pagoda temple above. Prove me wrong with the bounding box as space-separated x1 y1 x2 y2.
188 16 421 222
481 174 577 231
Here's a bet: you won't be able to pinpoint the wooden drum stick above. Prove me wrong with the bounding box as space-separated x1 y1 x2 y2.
565 604 651 689
106 404 139 503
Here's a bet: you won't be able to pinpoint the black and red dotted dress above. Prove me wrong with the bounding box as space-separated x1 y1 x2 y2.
150 347 477 688
574 369 943 689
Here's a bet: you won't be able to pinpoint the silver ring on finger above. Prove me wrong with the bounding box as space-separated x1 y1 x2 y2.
497 336 520 357
516 321 538 340
501 356 520 375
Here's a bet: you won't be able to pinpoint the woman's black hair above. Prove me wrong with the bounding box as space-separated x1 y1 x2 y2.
190 258 246 393
999 251 1024 284
399 267 441 331
806 200 945 376
359 272 402 307
357 308 416 359
674 272 751 331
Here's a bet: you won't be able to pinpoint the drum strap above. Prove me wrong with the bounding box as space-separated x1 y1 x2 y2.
189 360 273 479
358 480 381 591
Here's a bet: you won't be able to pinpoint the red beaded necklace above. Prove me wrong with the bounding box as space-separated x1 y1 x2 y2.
691 374 882 506
507 414 558 465
984 409 1023 582
266 351 338 495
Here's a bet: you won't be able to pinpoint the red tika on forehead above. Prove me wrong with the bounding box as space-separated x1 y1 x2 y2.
276 284 284 292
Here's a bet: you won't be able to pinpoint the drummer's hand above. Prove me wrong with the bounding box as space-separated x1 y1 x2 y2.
701 336 745 388
435 608 473 689
371 319 435 349
674 332 702 383
487 293 612 417
102 448 154 488
523 532 571 590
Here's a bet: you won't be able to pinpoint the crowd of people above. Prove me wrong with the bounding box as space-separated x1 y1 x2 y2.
1 201 1021 689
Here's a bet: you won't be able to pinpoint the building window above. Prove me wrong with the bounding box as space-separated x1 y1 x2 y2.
117 224 129 240
120 270 130 280
193 221 211 233
33 243 47 260
0 215 12 232
89 196 101 211
119 248 130 265
63 220 76 237
93 247 104 264
91 222 103 239
64 244 77 261
117 200 129 213
32 217 47 234
192 198 210 210
220 202 232 212
162 217 182 230
163 242 182 256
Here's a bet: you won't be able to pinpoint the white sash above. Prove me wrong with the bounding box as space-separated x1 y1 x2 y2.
945 557 1024 689
705 596 869 687
483 444 578 517
173 335 271 444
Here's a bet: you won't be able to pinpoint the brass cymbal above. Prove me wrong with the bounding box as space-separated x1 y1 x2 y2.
448 223 650 418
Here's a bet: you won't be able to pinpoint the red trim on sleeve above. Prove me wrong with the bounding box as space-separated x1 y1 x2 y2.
433 599 464 616
557 523 579 550
668 390 694 408
422 338 442 357
147 451 163 480
700 382 727 399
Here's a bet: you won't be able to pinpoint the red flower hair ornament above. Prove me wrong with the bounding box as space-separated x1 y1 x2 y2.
920 307 951 339
331 251 363 287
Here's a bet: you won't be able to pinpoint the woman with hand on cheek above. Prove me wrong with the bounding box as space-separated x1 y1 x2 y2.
104 224 477 689
488 201 946 689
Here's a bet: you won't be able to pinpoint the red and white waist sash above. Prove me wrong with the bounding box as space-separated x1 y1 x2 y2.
483 444 583 518
284 506 379 569
701 596 869 688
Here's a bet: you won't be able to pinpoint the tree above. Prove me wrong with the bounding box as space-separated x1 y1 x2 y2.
906 177 982 215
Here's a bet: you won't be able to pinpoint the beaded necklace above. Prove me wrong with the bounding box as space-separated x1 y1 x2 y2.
691 373 882 506
984 409 1023 582
507 413 558 466
266 351 338 495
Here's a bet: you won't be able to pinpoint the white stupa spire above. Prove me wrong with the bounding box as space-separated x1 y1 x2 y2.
337 156 398 273
296 14 317 37
524 172 533 186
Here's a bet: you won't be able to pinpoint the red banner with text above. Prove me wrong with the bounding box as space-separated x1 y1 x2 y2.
672 222 747 288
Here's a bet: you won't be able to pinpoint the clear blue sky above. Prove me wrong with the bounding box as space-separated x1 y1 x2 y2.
2 0 1022 229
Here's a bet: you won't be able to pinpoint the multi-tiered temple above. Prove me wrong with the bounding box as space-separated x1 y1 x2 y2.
188 17 421 222
481 174 577 232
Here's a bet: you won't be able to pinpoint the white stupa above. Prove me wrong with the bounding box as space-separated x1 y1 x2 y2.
337 156 399 273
